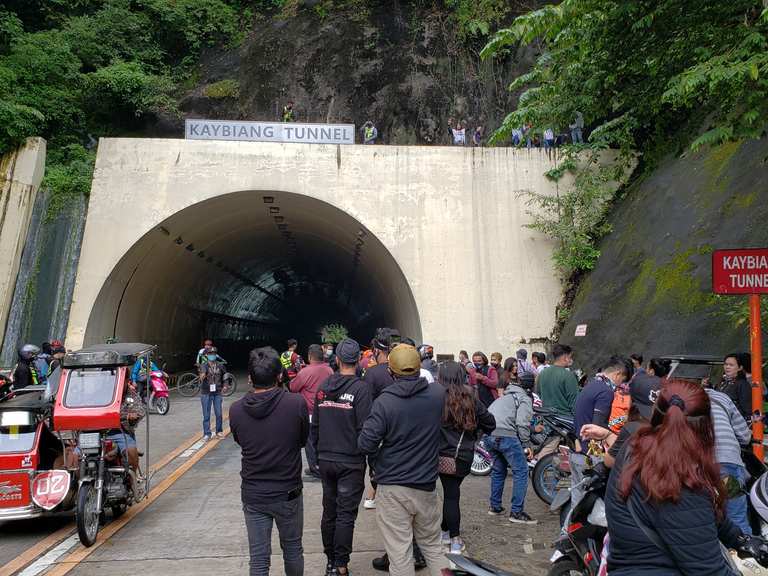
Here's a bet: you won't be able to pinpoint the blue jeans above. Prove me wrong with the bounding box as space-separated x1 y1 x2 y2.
722 462 751 535
201 393 223 437
243 498 304 576
489 436 528 514
571 127 583 143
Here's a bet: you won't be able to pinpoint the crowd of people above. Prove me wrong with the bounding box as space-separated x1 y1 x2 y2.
226 327 768 576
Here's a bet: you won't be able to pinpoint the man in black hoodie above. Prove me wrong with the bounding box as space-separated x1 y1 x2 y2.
230 347 309 576
311 338 372 576
359 344 447 576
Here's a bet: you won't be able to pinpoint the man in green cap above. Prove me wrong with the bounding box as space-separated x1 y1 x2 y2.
359 344 447 576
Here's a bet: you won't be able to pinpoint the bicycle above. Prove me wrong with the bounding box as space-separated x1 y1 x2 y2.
177 370 237 397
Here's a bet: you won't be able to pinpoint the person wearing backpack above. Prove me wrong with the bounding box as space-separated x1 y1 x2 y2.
486 373 536 524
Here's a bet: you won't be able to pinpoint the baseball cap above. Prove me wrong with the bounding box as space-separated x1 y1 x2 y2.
630 373 662 419
388 344 421 376
336 338 361 364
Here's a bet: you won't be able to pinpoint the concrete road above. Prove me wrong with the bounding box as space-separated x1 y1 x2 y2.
0 380 247 572
57 439 558 576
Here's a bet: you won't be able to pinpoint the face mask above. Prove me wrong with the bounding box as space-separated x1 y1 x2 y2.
207 355 217 362
325 349 332 358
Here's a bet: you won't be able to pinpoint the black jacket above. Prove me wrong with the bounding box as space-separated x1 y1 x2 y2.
716 374 752 424
440 399 496 464
605 443 741 575
311 373 372 464
364 362 392 399
358 376 445 490
13 361 37 389
230 388 309 503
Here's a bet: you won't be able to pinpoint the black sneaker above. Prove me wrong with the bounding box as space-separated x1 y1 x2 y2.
372 554 389 572
509 511 537 525
487 506 506 516
413 544 427 571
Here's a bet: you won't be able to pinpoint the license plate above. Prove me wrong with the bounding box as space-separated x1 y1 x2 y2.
550 549 564 562
0 473 31 508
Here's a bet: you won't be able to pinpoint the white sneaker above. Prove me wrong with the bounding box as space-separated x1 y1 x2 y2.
441 531 451 546
450 537 466 554
215 432 225 439
363 498 376 509
202 435 211 443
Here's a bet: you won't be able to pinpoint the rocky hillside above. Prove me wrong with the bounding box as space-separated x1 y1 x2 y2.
560 137 768 369
156 2 539 144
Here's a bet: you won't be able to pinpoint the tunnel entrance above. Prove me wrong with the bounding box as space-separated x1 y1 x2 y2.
83 191 421 369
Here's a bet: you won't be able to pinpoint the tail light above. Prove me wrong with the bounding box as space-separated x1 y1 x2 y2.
567 522 584 534
584 551 594 564
104 439 115 452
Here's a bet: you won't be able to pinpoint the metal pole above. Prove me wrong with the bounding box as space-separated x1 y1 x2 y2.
144 351 151 497
750 294 764 460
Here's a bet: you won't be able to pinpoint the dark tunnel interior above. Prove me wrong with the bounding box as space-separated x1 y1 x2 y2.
84 191 421 369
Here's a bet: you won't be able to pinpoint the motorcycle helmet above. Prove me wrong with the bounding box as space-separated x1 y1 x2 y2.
418 345 434 360
18 344 40 361
751 471 768 524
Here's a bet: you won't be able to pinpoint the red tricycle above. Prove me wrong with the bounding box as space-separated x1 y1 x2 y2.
0 343 156 546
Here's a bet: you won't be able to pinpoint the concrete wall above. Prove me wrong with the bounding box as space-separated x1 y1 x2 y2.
0 138 46 345
66 138 566 356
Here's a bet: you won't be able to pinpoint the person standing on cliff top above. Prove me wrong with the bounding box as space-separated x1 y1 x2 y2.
362 121 378 144
283 101 295 122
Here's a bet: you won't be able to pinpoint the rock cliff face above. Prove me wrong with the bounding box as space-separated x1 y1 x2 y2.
153 3 537 145
560 138 768 371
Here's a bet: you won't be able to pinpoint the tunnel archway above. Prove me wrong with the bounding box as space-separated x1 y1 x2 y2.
83 190 421 368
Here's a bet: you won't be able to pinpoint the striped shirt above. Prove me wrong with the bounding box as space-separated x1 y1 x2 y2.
705 388 751 466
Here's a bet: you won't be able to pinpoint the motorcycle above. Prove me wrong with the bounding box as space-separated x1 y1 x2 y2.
147 370 170 415
472 407 576 506
548 469 608 576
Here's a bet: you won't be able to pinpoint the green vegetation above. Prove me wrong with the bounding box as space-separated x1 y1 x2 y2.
1 0 244 214
482 0 768 277
321 324 348 344
203 79 240 99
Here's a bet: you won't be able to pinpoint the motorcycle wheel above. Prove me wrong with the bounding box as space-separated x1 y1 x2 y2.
471 448 493 476
177 373 199 397
76 483 100 547
221 373 237 397
532 452 564 505
547 559 587 576
154 395 170 415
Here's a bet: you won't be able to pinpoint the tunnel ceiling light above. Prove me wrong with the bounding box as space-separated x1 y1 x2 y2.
263 196 275 204
277 224 288 231
274 216 285 223
358 229 367 237
186 243 195 251
174 236 184 245
269 206 280 214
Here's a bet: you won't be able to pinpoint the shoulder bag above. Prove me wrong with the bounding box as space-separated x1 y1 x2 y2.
438 430 465 475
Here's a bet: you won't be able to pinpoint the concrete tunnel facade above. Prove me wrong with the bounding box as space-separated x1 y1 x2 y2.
65 138 564 367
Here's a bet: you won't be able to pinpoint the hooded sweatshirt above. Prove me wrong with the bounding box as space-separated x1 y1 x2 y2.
358 376 445 490
230 387 309 503
311 373 372 464
487 384 533 447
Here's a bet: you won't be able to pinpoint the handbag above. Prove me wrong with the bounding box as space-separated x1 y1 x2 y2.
438 430 465 475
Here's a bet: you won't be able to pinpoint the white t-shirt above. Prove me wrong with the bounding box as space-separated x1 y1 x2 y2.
544 128 555 140
420 368 435 384
452 128 466 145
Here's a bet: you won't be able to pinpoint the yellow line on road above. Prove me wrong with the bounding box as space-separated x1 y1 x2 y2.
0 418 230 576
45 428 231 576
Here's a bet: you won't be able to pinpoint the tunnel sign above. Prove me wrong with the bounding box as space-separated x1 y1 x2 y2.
185 119 355 145
712 248 768 294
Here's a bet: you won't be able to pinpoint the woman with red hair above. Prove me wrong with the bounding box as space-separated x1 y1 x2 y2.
604 379 766 574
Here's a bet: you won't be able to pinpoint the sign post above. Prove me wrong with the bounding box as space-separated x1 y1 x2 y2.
713 248 768 459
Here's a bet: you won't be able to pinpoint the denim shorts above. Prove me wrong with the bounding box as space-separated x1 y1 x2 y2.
108 432 137 453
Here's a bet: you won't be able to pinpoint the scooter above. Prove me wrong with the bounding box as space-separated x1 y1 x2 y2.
148 370 170 415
